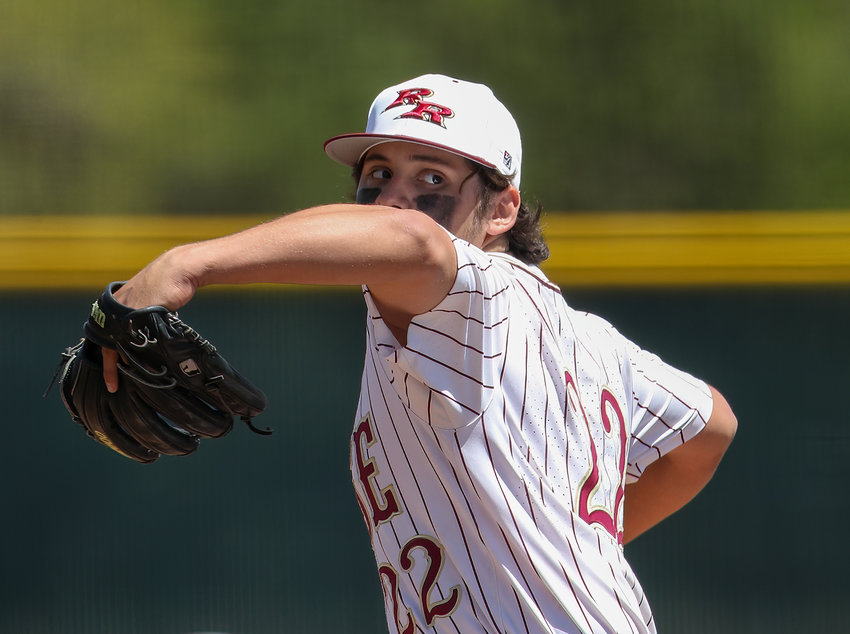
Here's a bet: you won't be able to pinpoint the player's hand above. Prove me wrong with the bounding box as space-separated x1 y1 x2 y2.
114 247 199 312
101 247 200 392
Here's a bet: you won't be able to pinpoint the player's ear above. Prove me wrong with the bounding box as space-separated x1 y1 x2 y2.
485 185 520 237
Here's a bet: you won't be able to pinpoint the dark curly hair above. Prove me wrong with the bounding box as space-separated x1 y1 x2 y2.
351 160 550 266
474 166 549 266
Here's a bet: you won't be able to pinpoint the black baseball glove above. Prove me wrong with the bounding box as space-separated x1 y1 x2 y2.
49 281 270 463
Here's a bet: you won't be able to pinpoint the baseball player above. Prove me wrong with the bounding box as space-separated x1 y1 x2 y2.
102 74 737 633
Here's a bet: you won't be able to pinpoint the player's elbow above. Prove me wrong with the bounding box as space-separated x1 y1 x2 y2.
389 209 456 276
707 385 737 457
683 386 737 478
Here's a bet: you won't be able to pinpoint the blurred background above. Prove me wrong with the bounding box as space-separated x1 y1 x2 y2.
3 1 850 632
4 0 850 215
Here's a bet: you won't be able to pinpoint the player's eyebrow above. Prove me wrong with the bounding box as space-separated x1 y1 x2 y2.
361 152 388 165
409 153 457 166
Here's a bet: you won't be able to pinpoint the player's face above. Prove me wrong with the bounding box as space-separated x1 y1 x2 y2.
357 141 488 244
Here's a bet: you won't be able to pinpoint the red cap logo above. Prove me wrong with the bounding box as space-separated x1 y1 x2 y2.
383 88 454 128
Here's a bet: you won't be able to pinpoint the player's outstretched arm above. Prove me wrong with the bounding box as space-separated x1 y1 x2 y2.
622 385 737 544
102 204 458 391
114 204 457 309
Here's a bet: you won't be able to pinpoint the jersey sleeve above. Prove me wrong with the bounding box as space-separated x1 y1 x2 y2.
363 236 510 430
624 341 715 483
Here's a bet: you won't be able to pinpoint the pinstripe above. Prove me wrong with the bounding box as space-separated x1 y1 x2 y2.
426 427 502 632
564 511 594 600
375 340 500 633
371 369 454 631
428 389 481 416
414 412 491 633
597 532 637 632
429 308 504 327
446 282 510 301
353 244 712 634
606 559 637 634
364 351 470 634
480 406 562 634
368 347 473 634
558 557 595 632
519 338 530 433
407 342 494 387
494 522 553 634
511 586 532 634
634 371 710 425
363 351 414 536
411 320 507 355
498 257 561 292
539 322 551 478
632 394 675 431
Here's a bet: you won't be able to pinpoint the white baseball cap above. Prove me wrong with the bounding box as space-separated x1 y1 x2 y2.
324 74 522 188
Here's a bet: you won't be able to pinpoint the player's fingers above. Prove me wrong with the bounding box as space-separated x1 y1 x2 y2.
102 347 120 393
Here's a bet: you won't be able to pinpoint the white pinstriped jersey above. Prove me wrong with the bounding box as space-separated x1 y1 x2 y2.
350 236 714 634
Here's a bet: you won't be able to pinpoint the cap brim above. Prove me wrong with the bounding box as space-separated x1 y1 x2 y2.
323 133 497 172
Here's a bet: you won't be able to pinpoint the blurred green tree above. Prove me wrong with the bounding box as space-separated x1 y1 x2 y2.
1 0 848 215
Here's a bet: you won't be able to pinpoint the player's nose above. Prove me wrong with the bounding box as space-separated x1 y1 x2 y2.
374 179 413 210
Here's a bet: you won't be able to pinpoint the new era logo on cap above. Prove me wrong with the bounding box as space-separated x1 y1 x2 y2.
324 74 522 188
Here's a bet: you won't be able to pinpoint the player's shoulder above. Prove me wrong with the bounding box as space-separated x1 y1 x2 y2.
564 304 633 351
569 308 617 331
487 250 560 291
450 236 561 294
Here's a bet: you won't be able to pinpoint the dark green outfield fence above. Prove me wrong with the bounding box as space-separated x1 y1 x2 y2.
4 286 849 633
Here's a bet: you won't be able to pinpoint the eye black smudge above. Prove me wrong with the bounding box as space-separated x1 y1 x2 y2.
356 188 381 204
414 194 458 226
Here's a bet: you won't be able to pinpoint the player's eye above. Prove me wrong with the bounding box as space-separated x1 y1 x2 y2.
420 172 444 186
368 167 392 180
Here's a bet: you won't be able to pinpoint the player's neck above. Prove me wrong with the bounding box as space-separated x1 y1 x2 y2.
482 233 511 255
